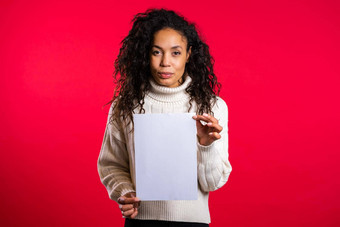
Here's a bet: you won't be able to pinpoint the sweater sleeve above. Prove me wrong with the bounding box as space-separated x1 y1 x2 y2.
97 106 135 202
197 98 232 192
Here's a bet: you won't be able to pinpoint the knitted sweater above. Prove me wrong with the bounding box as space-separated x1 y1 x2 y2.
97 76 232 224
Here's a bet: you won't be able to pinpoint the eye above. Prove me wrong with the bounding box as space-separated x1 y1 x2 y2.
173 51 181 56
152 50 161 55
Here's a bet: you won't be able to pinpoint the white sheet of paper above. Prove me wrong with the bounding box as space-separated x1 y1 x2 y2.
134 113 197 201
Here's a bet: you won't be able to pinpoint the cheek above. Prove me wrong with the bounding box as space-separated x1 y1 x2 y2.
150 59 157 71
174 58 187 71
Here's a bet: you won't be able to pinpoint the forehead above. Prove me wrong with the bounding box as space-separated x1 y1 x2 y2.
152 28 188 48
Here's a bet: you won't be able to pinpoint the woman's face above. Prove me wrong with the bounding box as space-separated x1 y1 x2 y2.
150 28 191 88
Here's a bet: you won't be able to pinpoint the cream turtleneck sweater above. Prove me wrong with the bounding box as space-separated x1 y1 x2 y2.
97 76 232 224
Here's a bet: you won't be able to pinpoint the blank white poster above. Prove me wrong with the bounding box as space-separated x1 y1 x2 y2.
134 113 197 201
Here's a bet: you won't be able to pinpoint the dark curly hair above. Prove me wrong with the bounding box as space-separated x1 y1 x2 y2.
109 8 221 125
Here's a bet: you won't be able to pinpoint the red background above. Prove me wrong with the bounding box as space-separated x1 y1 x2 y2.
1 0 339 226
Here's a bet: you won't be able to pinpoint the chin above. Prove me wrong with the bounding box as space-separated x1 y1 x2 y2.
158 81 172 87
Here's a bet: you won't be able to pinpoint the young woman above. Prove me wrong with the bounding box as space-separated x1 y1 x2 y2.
98 8 232 227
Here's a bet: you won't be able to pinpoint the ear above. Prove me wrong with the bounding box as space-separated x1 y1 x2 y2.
186 46 192 62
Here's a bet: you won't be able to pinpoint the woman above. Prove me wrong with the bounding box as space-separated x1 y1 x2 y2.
98 8 232 227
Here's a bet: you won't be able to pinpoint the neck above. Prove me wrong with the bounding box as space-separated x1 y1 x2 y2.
147 76 192 103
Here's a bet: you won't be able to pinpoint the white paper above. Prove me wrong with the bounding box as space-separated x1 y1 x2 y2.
134 113 197 201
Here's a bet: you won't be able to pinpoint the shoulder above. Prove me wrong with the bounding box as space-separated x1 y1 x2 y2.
106 101 124 131
213 96 228 114
211 97 228 125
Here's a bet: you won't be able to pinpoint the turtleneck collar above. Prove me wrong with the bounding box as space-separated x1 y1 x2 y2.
147 75 192 103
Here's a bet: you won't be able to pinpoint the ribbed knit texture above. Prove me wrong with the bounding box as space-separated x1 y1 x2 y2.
98 76 232 224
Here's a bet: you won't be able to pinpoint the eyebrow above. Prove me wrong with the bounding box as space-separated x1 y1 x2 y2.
152 45 183 50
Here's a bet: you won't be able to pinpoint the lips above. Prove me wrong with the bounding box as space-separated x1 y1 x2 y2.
158 72 174 79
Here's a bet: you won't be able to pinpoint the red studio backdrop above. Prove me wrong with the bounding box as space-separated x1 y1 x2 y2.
1 0 339 226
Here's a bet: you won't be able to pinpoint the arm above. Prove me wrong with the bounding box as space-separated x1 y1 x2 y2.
97 106 135 202
193 98 232 192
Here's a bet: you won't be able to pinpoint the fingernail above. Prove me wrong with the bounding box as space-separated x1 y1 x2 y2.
203 113 208 117
207 123 212 126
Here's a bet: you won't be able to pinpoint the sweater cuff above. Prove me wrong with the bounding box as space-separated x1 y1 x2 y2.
197 141 219 164
111 184 136 202
121 188 136 197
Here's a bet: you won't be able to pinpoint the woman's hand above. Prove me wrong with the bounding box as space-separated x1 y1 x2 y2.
117 192 141 219
193 113 223 146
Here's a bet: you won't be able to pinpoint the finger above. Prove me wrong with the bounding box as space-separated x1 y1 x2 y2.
118 196 140 205
192 115 209 122
133 201 141 209
122 208 135 217
194 118 204 128
121 204 134 211
202 113 218 123
130 208 138 219
193 114 218 124
193 116 210 127
209 132 221 140
207 122 223 133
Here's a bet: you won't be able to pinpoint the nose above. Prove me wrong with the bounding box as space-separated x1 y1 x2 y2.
160 53 170 67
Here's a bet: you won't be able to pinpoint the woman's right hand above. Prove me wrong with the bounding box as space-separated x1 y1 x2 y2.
117 192 141 219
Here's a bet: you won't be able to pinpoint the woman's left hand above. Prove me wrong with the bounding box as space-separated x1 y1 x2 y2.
193 113 223 146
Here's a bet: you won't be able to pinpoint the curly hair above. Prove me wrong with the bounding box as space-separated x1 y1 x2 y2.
109 8 221 125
